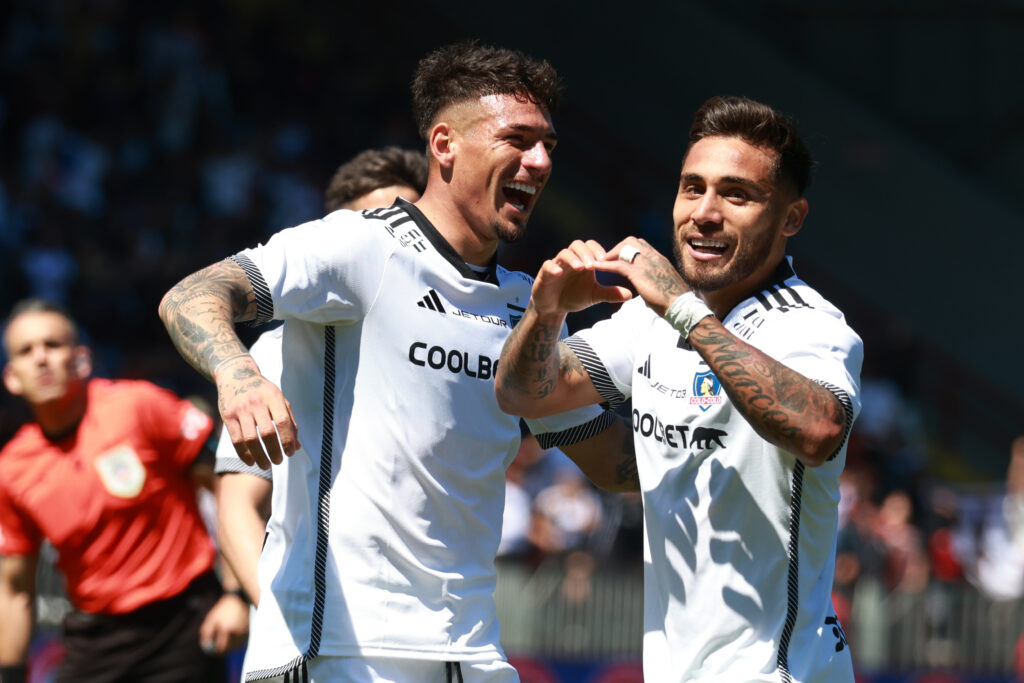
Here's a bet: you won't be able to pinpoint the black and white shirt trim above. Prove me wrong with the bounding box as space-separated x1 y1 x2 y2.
565 337 627 410
535 410 616 450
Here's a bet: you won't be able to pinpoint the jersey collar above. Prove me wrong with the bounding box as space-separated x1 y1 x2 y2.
396 199 500 285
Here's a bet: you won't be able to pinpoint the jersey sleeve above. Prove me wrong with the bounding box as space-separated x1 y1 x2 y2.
213 328 280 482
0 482 41 556
135 382 216 471
565 299 654 409
527 407 616 450
758 308 864 458
761 308 863 416
232 211 392 325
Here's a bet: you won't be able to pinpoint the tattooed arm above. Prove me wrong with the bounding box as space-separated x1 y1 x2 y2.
686 317 846 467
495 240 631 418
596 238 847 468
159 259 298 469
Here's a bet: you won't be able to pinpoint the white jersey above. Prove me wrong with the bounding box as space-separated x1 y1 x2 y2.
568 258 862 683
232 199 609 680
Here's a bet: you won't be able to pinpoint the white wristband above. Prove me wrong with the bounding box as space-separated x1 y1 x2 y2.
663 292 714 339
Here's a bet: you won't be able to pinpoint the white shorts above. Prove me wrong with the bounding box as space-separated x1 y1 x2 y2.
255 655 520 683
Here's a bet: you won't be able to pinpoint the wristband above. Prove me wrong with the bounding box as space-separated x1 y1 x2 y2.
0 665 28 683
227 587 251 605
663 292 714 339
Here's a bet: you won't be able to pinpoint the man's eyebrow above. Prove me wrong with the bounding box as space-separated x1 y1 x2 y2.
681 172 765 190
507 123 559 143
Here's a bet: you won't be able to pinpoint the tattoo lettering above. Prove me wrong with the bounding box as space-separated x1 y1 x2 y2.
688 318 843 462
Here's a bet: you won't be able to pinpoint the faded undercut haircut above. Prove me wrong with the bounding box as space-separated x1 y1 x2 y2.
688 95 815 196
3 298 80 354
411 40 562 141
324 147 428 212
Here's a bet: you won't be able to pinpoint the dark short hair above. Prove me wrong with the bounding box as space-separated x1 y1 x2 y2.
3 298 80 353
324 147 428 212
411 40 562 140
688 95 814 196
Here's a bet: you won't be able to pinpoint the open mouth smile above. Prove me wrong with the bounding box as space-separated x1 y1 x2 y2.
688 237 729 260
503 181 537 212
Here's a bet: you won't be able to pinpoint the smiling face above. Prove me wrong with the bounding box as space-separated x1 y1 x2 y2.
446 93 557 244
672 135 808 311
3 310 90 407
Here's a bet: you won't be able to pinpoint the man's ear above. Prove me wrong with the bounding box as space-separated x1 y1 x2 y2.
429 122 456 170
782 198 809 237
73 346 92 380
3 363 23 396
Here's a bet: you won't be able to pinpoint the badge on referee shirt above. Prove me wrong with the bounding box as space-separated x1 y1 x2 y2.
94 444 147 498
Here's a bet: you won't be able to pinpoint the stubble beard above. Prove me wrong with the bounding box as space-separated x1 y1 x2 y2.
673 227 776 293
495 219 528 244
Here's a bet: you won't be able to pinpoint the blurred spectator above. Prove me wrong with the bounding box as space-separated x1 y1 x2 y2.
950 437 1024 602
532 467 603 556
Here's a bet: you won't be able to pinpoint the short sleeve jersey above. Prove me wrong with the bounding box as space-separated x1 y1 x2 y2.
232 199 609 678
568 258 863 683
0 378 216 614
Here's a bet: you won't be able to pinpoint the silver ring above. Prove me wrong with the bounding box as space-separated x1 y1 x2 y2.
619 245 640 264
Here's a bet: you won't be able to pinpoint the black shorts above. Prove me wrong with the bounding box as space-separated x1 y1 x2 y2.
57 571 225 683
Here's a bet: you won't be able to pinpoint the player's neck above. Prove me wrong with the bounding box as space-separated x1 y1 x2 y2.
700 256 787 319
413 194 498 267
32 383 88 441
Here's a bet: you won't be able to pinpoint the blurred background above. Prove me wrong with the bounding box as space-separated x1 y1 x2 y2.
2 1 1023 681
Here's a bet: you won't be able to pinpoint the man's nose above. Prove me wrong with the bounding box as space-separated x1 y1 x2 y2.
691 190 722 224
523 141 552 174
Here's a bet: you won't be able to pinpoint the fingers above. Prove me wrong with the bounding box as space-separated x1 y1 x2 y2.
219 382 300 470
556 239 607 270
604 237 649 264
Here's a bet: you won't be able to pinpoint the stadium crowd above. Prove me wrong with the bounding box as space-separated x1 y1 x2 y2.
2 1 1024 680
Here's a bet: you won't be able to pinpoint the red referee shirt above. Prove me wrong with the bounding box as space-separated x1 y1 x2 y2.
0 378 216 614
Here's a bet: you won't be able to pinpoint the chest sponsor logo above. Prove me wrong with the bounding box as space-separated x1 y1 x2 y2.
409 342 498 380
415 290 514 328
691 369 723 411
94 445 146 499
632 409 728 451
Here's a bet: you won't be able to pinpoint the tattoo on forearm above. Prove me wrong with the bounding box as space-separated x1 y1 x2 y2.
499 311 564 399
689 319 842 454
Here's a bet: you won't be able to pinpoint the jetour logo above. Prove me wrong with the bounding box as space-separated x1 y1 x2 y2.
690 369 723 411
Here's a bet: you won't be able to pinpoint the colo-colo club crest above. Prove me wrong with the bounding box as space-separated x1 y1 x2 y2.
690 369 723 412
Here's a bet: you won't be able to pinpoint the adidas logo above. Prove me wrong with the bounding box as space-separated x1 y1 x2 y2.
637 355 651 379
417 289 446 314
